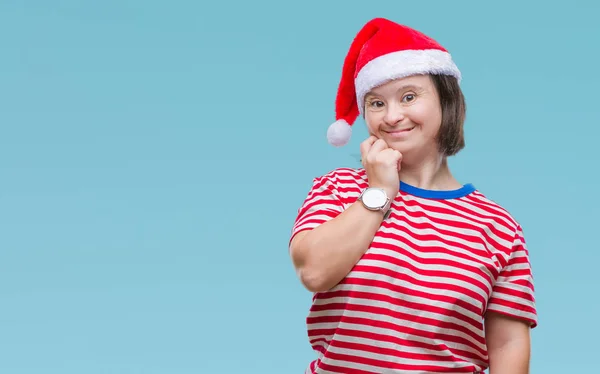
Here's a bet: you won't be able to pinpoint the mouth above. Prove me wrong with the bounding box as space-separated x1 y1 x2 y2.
385 126 415 137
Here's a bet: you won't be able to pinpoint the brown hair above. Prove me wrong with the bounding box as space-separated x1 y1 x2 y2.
430 74 466 156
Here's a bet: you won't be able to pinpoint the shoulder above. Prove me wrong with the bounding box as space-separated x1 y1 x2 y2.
312 167 367 187
465 189 523 237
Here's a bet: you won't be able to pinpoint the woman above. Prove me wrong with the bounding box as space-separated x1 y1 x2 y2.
289 18 537 374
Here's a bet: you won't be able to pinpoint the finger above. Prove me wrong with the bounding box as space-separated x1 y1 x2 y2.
373 149 402 172
385 149 402 167
367 138 389 161
359 136 378 161
375 148 398 164
394 150 403 170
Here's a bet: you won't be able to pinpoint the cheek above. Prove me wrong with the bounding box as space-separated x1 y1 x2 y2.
364 112 380 133
412 105 442 132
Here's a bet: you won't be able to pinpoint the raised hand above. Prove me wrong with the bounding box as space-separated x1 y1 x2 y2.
360 136 402 200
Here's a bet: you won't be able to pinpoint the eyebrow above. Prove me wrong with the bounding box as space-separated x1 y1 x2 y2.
365 84 424 98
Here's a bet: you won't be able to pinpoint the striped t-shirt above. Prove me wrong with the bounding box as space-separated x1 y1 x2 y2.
290 168 538 374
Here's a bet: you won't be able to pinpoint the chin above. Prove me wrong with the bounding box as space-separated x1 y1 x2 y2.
389 142 431 162
385 139 414 153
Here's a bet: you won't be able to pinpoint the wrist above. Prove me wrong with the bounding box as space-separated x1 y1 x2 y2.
370 188 398 206
384 188 399 200
358 187 393 219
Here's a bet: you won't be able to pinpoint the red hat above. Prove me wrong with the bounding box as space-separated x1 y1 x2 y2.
327 18 462 147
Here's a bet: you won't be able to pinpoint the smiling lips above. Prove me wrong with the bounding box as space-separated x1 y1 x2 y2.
385 126 415 138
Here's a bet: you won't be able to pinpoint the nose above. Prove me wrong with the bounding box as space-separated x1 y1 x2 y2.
383 101 405 126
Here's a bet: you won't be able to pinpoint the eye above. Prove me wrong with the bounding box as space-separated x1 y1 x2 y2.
402 94 416 103
368 100 385 109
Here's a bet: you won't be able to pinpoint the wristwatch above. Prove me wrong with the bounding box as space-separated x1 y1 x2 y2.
358 187 392 219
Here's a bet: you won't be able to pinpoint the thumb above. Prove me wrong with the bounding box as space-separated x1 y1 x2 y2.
394 151 403 170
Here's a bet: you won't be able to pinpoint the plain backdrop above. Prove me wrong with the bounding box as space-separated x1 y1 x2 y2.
1 1 599 373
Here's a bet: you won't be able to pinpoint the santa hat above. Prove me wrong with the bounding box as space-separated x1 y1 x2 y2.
327 18 462 147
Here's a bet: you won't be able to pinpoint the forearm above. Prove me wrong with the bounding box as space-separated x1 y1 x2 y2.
290 201 385 292
488 338 530 374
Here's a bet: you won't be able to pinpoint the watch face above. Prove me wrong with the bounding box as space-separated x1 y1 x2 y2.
363 188 387 208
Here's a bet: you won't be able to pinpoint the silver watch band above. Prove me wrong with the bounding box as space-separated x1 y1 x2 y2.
381 198 392 219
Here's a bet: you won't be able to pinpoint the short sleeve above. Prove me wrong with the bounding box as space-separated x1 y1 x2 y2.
289 175 345 245
486 225 538 328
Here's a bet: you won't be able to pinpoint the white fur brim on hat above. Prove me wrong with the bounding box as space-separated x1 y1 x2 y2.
355 49 461 115
327 119 352 147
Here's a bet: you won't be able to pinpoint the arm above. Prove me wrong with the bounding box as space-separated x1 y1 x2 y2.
485 311 532 374
484 224 538 374
290 200 385 293
289 137 401 293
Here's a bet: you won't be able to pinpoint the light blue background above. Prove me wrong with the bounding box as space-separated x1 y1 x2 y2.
1 1 598 373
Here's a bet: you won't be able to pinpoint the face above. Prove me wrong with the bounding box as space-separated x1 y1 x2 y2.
364 74 442 159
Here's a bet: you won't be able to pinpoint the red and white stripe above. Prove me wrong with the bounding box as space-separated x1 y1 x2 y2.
291 168 537 374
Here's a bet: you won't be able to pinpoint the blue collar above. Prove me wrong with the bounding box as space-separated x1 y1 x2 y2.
399 181 476 199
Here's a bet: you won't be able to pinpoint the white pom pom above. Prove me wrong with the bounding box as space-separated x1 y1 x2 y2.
327 119 352 147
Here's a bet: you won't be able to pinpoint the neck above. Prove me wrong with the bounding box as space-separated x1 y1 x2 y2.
398 152 461 191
